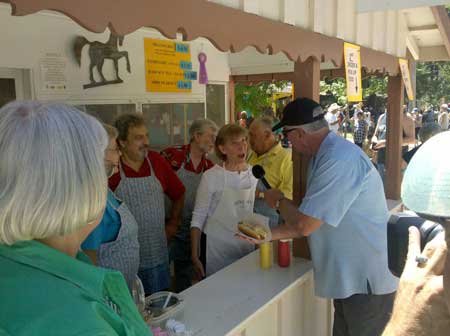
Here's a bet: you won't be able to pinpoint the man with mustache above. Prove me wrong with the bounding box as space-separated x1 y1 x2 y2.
110 114 185 295
161 119 218 292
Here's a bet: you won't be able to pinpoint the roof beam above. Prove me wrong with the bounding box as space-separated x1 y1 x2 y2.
431 6 450 59
409 24 439 32
406 34 420 60
419 46 450 61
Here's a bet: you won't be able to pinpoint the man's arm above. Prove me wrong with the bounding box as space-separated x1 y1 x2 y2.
263 189 323 240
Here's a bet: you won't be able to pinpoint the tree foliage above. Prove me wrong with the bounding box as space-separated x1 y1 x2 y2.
416 61 450 108
235 81 290 117
320 76 387 105
235 60 450 114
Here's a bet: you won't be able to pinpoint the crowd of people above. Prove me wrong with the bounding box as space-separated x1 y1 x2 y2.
0 98 448 336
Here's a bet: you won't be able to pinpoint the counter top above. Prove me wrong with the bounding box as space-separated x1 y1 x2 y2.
179 250 313 336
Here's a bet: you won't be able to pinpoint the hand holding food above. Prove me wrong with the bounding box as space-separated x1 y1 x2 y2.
237 221 271 244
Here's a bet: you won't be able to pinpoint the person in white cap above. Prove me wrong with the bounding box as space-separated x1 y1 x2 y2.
325 103 341 134
382 131 450 335
438 104 449 131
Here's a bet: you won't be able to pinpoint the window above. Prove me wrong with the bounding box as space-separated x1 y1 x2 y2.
78 104 136 125
142 103 205 150
0 78 16 108
206 84 226 127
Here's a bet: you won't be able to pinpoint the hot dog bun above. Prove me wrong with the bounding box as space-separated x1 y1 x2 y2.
238 221 267 240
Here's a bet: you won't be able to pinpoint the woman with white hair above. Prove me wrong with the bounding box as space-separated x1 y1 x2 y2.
0 102 151 335
82 123 140 292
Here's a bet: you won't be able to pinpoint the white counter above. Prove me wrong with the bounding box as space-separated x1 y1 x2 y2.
180 250 332 336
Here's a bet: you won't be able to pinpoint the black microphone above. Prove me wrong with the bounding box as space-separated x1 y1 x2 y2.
252 165 272 189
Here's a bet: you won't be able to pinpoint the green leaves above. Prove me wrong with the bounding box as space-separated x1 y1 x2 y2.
416 61 450 108
235 81 290 117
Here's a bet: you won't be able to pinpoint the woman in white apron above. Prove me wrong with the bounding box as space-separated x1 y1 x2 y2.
191 124 258 278
82 124 140 291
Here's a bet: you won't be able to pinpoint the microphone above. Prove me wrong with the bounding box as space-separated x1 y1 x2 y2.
252 165 272 189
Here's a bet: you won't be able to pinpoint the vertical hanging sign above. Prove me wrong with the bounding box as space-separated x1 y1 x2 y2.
144 38 196 92
344 42 363 102
399 58 414 100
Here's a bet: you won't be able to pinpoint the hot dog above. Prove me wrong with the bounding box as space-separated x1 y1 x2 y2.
238 221 268 240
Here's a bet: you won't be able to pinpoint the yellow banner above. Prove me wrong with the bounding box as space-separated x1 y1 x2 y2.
344 42 363 102
399 58 414 100
144 38 194 93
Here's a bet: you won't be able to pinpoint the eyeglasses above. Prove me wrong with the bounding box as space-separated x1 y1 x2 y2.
282 128 298 137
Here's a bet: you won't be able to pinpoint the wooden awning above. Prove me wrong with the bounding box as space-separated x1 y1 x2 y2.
3 0 400 75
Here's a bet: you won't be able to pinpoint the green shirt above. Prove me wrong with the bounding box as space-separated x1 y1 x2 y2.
0 240 152 336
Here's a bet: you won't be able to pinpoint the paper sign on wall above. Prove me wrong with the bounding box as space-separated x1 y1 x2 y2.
399 58 414 100
40 53 67 91
344 42 363 102
144 38 195 93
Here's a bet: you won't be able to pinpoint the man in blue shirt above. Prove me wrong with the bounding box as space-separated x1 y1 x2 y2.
263 98 398 336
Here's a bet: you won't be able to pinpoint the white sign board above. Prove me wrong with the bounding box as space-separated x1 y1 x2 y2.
40 53 67 91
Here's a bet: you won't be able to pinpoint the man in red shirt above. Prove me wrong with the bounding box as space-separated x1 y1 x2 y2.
161 119 218 292
111 113 185 295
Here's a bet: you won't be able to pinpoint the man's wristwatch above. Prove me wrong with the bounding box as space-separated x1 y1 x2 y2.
258 191 265 199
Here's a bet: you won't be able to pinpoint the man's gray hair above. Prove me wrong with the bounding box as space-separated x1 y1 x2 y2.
301 118 330 132
189 119 218 142
0 101 108 245
252 117 274 132
419 122 441 143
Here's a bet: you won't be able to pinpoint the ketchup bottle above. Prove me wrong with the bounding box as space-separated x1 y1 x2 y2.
278 239 291 267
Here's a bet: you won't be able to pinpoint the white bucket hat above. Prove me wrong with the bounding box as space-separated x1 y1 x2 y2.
402 131 450 218
328 103 341 113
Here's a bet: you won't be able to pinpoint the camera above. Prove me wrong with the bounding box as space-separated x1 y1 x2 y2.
387 213 444 277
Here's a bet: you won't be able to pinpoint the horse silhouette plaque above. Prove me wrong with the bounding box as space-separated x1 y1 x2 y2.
74 33 131 89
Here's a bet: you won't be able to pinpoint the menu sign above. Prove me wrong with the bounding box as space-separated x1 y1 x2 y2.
144 38 196 93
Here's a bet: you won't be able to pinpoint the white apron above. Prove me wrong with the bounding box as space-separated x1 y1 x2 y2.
204 167 257 276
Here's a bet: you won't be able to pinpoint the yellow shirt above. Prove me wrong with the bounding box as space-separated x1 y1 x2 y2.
248 143 293 199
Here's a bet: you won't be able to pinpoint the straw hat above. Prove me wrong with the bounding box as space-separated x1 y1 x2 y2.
327 103 341 113
402 131 450 218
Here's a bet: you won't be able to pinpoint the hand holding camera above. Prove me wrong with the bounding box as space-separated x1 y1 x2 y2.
383 226 450 336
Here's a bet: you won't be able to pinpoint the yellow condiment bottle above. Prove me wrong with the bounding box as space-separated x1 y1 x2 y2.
259 242 272 269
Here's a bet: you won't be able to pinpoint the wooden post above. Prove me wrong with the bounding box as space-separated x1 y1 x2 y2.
291 57 320 260
385 75 404 200
229 76 235 123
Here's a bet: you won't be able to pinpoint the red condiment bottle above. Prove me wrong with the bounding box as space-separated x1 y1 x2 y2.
278 239 291 267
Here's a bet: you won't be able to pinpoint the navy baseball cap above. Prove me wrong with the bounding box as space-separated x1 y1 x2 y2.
272 98 324 131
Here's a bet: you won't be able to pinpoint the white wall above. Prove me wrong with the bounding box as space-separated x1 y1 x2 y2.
0 4 230 105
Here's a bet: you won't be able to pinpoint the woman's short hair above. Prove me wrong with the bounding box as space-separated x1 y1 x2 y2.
189 119 218 142
114 113 146 142
215 124 247 161
0 101 108 245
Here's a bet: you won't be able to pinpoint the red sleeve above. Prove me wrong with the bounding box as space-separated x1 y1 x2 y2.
150 152 185 201
160 147 183 171
108 171 121 192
